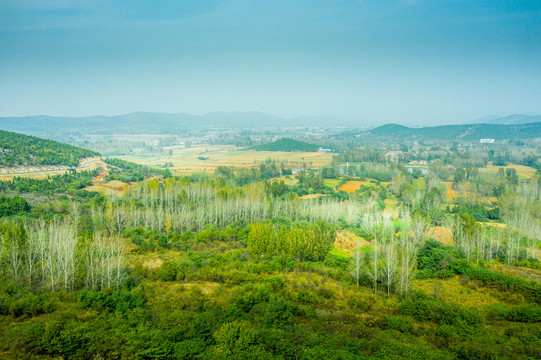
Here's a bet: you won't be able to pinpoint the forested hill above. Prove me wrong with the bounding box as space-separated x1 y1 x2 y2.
0 129 98 167
252 138 320 152
367 122 541 140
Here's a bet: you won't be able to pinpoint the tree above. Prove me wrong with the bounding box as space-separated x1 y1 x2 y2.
1 223 27 282
453 168 466 185
349 241 366 287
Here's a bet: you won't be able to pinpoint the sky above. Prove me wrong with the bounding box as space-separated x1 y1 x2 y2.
1 0 540 125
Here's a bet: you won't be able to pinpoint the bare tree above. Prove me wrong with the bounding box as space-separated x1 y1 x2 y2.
349 241 365 287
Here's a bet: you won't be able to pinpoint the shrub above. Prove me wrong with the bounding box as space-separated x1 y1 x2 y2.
386 315 414 333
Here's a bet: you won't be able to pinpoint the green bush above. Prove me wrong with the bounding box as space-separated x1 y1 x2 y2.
387 315 414 333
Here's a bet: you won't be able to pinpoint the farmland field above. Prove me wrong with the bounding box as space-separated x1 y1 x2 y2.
337 180 372 193
480 162 537 179
117 144 333 174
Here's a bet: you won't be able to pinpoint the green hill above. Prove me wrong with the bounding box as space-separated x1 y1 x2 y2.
368 122 541 140
0 129 98 167
252 138 320 152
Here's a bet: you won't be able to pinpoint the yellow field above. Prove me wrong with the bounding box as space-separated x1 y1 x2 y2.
84 180 130 196
337 180 372 193
118 144 332 174
480 162 537 179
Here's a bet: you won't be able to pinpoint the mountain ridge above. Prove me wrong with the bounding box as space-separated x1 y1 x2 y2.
367 122 541 140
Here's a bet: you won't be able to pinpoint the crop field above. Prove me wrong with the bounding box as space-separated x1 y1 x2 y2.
480 162 537 179
337 180 372 193
117 144 333 174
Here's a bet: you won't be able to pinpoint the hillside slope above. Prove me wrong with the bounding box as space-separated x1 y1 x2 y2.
0 129 98 167
368 122 541 140
0 112 354 135
252 138 321 152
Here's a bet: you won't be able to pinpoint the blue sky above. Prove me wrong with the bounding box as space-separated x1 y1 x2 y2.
1 0 540 125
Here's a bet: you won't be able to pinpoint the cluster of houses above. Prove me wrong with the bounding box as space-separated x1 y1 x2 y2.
408 160 432 165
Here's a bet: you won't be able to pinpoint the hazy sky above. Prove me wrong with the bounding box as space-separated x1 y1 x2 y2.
1 0 540 125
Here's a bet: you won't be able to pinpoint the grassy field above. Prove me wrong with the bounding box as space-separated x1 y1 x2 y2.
414 276 512 308
118 144 333 174
323 178 341 189
480 162 537 179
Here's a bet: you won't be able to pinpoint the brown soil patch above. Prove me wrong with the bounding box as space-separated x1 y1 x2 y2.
83 180 130 196
333 230 371 253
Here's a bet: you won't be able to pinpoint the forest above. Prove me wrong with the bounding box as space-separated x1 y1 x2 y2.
0 132 540 359
0 130 98 167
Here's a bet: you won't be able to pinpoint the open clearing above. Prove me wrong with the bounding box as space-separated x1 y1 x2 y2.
117 144 333 174
84 180 130 196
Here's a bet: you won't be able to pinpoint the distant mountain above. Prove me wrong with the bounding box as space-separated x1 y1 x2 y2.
0 112 358 136
473 114 541 125
0 129 98 167
252 138 321 152
367 122 541 140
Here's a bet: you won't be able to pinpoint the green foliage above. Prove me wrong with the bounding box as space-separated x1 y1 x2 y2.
386 315 414 333
450 204 500 221
398 295 484 329
417 240 468 278
104 157 168 182
0 170 97 196
247 221 335 261
0 195 30 218
0 129 98 166
77 288 147 313
485 303 541 323
252 138 320 152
